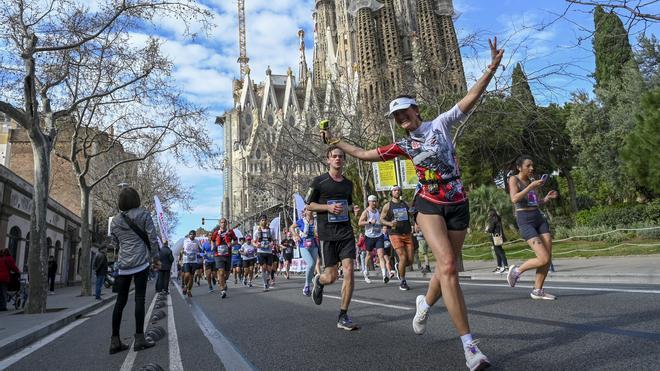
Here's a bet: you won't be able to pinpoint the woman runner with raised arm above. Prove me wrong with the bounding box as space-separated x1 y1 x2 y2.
321 37 503 371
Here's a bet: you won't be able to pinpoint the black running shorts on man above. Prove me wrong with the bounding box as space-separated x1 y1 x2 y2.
365 235 384 251
214 257 231 272
320 238 357 268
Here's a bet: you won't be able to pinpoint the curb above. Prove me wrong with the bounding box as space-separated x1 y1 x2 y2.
457 273 660 285
0 293 117 358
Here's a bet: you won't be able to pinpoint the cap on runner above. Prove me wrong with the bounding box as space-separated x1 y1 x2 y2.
367 195 378 202
386 97 417 117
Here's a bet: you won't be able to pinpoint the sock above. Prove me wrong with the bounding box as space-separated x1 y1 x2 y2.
381 268 387 277
339 309 347 318
271 271 275 280
419 298 431 312
460 334 474 349
262 273 268 286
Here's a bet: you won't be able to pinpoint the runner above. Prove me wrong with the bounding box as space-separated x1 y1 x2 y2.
211 218 236 299
306 145 361 331
270 236 281 287
280 232 296 279
357 194 386 284
380 185 414 290
290 206 320 296
381 226 395 280
355 233 370 283
201 233 216 292
239 235 257 287
181 230 202 298
506 155 559 299
254 215 274 292
231 237 244 285
318 37 503 369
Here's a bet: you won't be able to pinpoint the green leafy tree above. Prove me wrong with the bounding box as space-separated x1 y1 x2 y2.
593 5 636 94
621 89 660 194
468 185 514 231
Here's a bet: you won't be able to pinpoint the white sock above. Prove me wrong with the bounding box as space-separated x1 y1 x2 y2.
381 268 386 277
460 334 474 349
419 298 431 312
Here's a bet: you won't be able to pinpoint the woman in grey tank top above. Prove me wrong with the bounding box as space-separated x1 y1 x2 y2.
505 155 558 300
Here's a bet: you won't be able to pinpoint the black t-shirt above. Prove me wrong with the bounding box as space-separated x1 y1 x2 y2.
385 200 412 235
306 172 354 241
281 239 295 254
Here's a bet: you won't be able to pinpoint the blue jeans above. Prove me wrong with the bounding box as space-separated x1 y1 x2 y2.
95 274 104 299
299 244 319 288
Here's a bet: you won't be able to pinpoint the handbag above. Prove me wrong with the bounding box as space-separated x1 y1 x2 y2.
492 233 504 246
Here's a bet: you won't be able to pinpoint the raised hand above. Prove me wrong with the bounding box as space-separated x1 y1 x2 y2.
488 37 504 70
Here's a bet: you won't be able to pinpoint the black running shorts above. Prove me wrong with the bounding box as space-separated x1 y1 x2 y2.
413 197 470 231
214 256 231 271
320 238 356 268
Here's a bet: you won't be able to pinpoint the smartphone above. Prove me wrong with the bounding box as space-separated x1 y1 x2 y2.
541 174 548 183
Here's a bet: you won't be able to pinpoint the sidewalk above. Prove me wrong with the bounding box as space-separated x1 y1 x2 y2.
0 284 117 359
406 254 660 285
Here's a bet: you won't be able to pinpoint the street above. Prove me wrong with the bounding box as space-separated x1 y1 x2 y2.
2 275 660 371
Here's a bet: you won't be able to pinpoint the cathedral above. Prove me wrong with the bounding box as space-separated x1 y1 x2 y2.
220 0 466 226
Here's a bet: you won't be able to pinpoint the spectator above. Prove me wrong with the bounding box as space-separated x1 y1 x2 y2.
47 255 57 295
486 209 508 273
108 186 160 354
157 241 174 294
0 247 20 311
93 247 109 300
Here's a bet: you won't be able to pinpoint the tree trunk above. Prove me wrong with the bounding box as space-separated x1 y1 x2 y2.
562 167 578 213
79 187 92 296
25 133 51 314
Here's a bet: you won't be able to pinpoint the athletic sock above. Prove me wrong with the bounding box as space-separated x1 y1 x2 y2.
419 297 431 312
460 334 474 349
339 309 347 319
381 268 387 277
262 273 268 286
271 271 275 280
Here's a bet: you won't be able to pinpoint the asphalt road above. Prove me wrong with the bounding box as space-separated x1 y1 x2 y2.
4 273 660 371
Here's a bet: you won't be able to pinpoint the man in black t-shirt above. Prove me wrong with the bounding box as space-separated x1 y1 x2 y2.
306 146 361 331
280 232 296 279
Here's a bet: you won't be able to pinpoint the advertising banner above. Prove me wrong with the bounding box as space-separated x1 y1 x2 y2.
372 161 399 191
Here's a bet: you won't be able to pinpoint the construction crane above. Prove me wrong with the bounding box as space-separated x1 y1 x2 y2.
237 0 249 80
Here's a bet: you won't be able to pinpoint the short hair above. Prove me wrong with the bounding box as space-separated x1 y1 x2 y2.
118 187 141 211
326 145 344 159
188 230 196 236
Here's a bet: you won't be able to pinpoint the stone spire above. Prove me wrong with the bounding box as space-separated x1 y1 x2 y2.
298 29 308 88
351 0 385 114
379 0 404 99
436 0 466 92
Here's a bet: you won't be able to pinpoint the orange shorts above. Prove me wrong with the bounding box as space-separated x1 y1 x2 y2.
389 234 414 252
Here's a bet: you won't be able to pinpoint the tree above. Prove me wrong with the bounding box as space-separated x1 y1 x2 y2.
0 0 211 312
621 89 660 194
593 5 636 94
566 1 660 22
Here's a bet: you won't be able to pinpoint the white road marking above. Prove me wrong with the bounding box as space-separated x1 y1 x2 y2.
407 280 660 294
167 294 183 371
0 301 115 369
120 294 157 371
324 295 413 310
173 281 255 371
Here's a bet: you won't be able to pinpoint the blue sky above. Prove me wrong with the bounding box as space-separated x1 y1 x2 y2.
161 0 658 239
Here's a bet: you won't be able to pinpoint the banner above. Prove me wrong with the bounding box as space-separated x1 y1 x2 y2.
372 160 399 191
233 228 243 239
400 159 419 189
269 217 281 243
154 196 170 243
293 193 306 221
289 258 308 273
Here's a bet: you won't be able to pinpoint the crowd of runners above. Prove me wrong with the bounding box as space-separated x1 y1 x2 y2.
168 38 565 371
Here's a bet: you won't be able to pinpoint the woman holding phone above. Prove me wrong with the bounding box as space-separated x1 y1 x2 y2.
506 155 558 300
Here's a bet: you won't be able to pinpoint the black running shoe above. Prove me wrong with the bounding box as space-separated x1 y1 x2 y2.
337 314 360 331
312 274 324 305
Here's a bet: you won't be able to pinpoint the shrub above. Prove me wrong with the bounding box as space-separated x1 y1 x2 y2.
575 200 660 227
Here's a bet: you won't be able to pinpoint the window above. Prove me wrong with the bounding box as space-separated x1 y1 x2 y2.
267 114 274 126
255 149 261 159
288 115 295 126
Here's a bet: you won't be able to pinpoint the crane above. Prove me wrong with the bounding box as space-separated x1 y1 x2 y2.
237 0 249 80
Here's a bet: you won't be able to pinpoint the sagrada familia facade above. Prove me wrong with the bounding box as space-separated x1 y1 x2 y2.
220 0 467 225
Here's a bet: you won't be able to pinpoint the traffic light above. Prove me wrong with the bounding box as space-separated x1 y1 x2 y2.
201 217 205 225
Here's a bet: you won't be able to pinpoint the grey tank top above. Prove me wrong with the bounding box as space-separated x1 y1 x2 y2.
364 209 383 238
514 177 540 210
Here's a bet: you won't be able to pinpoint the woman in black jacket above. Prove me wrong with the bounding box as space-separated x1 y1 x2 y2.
486 209 508 273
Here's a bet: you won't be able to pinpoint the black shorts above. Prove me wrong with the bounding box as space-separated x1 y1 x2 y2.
204 262 216 271
214 256 231 271
516 209 550 241
413 197 470 231
365 235 384 251
283 253 294 262
257 253 274 266
182 263 197 273
320 238 356 268
242 259 256 268
231 258 243 268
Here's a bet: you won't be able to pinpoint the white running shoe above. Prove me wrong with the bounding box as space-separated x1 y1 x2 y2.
464 340 490 371
363 271 371 284
412 295 429 335
530 288 557 300
506 265 520 287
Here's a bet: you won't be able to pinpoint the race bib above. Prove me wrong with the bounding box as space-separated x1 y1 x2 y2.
327 199 349 223
216 245 229 255
527 191 539 207
392 207 409 222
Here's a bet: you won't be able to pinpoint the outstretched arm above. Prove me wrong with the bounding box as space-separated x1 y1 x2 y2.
319 128 381 161
457 37 504 114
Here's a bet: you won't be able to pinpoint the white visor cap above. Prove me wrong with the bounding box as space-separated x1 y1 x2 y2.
387 97 417 117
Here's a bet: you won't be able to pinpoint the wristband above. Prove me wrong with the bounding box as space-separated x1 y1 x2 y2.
484 66 495 75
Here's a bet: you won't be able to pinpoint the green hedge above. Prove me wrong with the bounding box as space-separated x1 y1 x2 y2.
575 200 660 227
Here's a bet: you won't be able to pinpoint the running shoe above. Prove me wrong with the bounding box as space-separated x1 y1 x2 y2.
182 287 187 295
337 314 359 331
506 265 520 287
394 263 400 280
383 275 390 284
243 279 247 286
464 340 490 371
248 282 253 288
187 291 192 298
412 295 429 335
389 270 396 279
208 288 214 293
530 288 556 300
312 274 324 305
399 280 410 291
221 290 227 298
363 271 372 284
263 285 269 292
492 267 500 273
303 286 311 296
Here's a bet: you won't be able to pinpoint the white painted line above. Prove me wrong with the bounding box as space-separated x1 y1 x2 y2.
407 280 660 294
0 300 115 369
167 294 183 371
173 281 255 371
325 295 413 310
120 293 158 371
